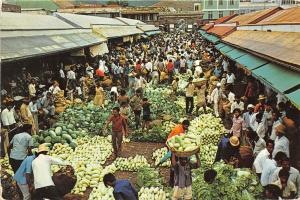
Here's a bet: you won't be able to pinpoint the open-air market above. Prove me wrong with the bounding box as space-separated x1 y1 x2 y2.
1 1 300 200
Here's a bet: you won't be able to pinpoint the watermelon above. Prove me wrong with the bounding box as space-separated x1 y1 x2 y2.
62 134 72 143
55 127 62 135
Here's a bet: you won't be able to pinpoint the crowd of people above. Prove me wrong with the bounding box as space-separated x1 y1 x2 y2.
1 30 300 200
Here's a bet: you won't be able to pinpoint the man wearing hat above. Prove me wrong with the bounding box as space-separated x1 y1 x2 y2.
243 104 255 129
255 95 267 113
9 124 33 173
210 82 223 117
272 124 290 158
32 144 69 200
215 135 240 165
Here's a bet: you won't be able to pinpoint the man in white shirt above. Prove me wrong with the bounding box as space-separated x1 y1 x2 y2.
250 112 267 139
194 65 203 78
243 104 254 128
261 151 286 186
270 110 283 141
272 124 290 158
28 79 36 97
271 157 300 197
134 74 147 96
85 63 94 79
226 71 235 85
32 144 69 200
210 83 223 117
67 67 76 89
230 96 244 113
1 101 16 129
222 58 229 73
253 139 274 178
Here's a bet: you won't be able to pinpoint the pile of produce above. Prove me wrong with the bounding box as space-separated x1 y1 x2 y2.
32 125 83 148
88 182 114 200
152 147 170 167
136 167 164 189
200 144 218 168
192 162 263 200
139 187 169 200
167 134 200 152
56 103 113 136
113 155 150 171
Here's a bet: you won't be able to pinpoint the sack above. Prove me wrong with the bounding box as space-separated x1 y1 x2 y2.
52 166 76 196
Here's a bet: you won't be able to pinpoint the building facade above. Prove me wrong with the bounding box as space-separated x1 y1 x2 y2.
202 0 240 21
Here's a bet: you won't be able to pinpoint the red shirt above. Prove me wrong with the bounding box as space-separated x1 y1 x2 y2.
108 114 126 132
96 69 104 77
167 124 185 140
135 63 142 71
167 62 174 72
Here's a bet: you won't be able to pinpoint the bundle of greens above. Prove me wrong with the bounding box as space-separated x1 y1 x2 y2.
136 167 164 189
192 162 263 200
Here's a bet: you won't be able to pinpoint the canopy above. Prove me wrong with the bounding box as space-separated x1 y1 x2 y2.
252 63 300 93
225 48 247 60
235 54 269 71
286 89 300 109
145 30 161 36
1 32 106 62
93 25 143 39
218 44 234 53
201 33 220 44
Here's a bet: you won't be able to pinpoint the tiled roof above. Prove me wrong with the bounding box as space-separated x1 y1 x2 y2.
257 7 300 25
207 26 236 37
202 23 214 30
226 7 282 25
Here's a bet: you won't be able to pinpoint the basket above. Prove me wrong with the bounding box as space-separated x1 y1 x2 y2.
170 147 200 157
193 79 206 87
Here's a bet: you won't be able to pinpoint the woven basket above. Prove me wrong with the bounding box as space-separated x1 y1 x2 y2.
193 79 206 87
170 147 200 157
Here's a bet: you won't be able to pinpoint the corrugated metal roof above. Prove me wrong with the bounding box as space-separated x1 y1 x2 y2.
257 7 300 25
214 14 238 25
93 25 143 39
202 23 214 31
223 30 300 68
226 7 282 25
207 26 236 37
1 32 106 62
6 0 59 11
0 12 75 30
54 12 126 28
137 24 159 32
116 17 146 26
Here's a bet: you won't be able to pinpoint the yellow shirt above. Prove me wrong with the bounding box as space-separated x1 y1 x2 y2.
186 83 195 97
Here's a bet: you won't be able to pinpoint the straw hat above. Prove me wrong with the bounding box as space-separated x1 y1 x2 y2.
275 124 286 134
229 136 240 147
258 95 266 100
37 144 49 153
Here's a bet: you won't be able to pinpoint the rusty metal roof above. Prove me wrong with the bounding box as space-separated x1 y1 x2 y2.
214 14 238 25
226 7 282 25
207 26 236 38
223 30 300 68
257 7 300 25
202 23 214 30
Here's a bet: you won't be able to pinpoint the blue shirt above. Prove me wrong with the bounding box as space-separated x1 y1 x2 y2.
213 68 222 78
10 132 33 160
113 180 138 200
13 155 36 185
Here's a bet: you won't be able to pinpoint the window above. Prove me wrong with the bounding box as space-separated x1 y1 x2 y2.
229 0 234 5
137 15 140 20
194 3 201 11
229 10 235 15
219 0 223 5
208 0 213 5
208 11 213 19
219 11 223 18
142 14 146 21
150 14 154 21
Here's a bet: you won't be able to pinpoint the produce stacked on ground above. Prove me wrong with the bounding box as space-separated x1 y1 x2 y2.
192 162 263 200
139 187 170 200
113 155 150 171
0 156 14 176
136 167 164 189
152 147 170 167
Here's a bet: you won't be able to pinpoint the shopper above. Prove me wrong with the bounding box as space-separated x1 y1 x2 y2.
130 90 143 130
215 135 240 166
230 108 244 138
272 124 290 158
167 120 190 140
103 107 128 157
142 98 151 132
273 169 297 199
185 77 195 115
94 82 105 107
210 83 222 117
103 173 138 200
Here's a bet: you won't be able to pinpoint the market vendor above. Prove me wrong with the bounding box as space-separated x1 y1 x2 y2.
215 135 240 166
167 120 190 140
171 153 200 200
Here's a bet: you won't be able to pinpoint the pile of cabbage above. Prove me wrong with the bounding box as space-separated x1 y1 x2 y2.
152 147 171 167
192 162 263 200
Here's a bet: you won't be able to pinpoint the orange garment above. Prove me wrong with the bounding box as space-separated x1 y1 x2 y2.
167 124 185 140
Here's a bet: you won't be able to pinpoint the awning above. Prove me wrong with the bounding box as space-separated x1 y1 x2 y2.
90 43 109 57
141 34 148 38
235 54 269 70
1 32 106 62
93 26 143 39
252 63 300 93
225 48 247 60
215 43 226 50
202 33 220 44
145 30 161 36
219 44 234 53
286 89 300 109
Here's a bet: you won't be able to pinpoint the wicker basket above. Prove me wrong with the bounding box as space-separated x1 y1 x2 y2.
193 79 206 87
170 147 200 157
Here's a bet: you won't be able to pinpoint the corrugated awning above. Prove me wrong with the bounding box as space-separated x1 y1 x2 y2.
201 33 220 44
286 89 300 109
93 26 143 39
235 54 269 70
215 43 226 49
225 48 247 60
219 44 234 53
252 63 300 93
145 30 161 36
1 33 106 62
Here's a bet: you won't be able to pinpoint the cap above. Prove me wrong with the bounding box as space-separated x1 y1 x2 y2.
247 104 254 109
